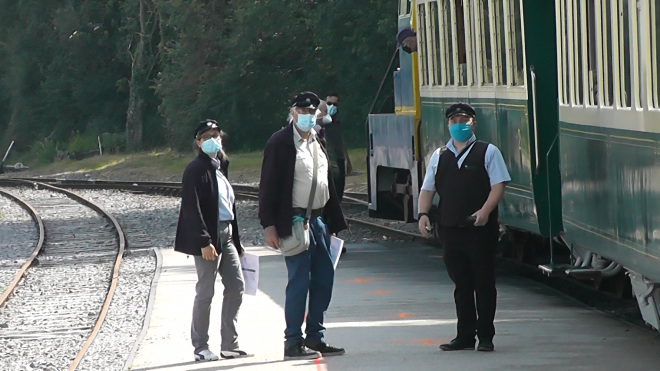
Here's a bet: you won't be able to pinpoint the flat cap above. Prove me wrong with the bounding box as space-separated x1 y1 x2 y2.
291 91 320 110
194 119 219 139
397 27 416 45
445 102 476 119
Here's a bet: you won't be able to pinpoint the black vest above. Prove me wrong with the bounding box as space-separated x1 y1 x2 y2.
435 140 498 229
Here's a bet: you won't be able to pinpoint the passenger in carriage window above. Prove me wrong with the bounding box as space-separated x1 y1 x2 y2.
416 102 511 352
174 120 253 362
258 91 348 360
397 27 417 54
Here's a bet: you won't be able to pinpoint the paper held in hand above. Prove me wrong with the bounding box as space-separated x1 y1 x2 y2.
330 236 344 270
240 253 259 296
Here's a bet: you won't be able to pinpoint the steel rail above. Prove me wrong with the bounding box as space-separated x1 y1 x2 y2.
0 189 45 308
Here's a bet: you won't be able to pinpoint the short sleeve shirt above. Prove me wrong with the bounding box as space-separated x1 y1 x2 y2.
421 135 511 192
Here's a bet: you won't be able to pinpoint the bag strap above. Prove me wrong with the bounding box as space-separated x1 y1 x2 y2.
455 140 477 164
305 136 319 219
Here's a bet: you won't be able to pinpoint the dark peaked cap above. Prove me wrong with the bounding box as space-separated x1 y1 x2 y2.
194 119 219 139
290 91 320 110
445 102 477 119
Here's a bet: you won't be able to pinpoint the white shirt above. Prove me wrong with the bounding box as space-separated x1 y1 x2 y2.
292 128 330 210
421 135 511 192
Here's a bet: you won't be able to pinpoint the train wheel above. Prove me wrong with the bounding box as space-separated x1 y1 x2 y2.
613 272 632 299
515 233 529 263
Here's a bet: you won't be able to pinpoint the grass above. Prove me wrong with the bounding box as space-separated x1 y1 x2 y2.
12 147 369 191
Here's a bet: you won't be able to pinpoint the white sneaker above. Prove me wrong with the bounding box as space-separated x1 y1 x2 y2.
221 349 254 359
194 349 219 362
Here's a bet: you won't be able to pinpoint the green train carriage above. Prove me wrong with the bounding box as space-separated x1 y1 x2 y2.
368 0 562 255
368 0 660 331
555 0 660 330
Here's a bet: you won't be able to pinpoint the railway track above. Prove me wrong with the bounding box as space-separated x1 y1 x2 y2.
0 182 125 371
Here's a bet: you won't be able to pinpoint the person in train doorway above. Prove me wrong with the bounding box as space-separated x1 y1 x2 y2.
174 120 253 362
417 103 511 352
258 91 348 360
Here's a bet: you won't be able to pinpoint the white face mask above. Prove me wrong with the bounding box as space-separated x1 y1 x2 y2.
315 109 332 124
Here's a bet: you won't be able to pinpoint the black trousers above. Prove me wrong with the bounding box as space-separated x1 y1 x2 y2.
440 225 498 342
331 158 346 202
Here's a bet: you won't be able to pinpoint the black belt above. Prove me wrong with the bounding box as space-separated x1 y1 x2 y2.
293 207 323 218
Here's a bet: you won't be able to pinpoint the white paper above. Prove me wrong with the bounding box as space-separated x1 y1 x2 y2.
330 236 344 270
240 253 259 296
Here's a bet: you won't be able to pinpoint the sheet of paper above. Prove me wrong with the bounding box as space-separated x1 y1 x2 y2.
330 236 344 270
240 253 259 296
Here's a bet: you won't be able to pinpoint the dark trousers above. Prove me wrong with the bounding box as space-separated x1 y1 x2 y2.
441 225 498 342
331 158 346 202
283 215 335 346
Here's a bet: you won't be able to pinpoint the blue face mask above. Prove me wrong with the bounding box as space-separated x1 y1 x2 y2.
449 123 472 142
295 114 315 132
328 105 338 116
201 137 222 156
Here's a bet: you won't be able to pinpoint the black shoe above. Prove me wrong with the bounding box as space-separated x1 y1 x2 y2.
439 338 475 351
304 340 346 357
477 341 494 352
342 246 347 254
284 342 321 360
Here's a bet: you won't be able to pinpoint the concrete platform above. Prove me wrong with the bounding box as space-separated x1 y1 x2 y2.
127 242 660 371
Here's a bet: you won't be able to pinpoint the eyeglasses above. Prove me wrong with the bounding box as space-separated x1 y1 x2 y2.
198 132 220 141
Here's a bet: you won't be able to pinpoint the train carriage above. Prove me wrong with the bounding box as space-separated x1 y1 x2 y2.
556 0 660 328
368 0 660 332
368 0 562 252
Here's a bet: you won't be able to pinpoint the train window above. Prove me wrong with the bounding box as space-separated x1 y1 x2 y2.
574 0 584 106
619 0 631 107
455 0 468 85
442 0 456 85
586 0 598 105
399 0 412 16
494 0 506 85
560 0 570 104
476 0 493 85
652 0 660 108
418 4 430 86
430 1 441 85
601 1 614 106
510 0 525 86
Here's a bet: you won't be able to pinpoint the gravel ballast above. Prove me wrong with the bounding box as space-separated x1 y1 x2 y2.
0 192 38 294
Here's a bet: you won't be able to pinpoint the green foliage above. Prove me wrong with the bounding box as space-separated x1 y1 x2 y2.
0 0 397 157
67 132 99 154
29 139 58 165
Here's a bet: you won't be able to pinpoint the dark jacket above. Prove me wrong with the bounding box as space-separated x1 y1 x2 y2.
258 123 348 238
174 152 242 256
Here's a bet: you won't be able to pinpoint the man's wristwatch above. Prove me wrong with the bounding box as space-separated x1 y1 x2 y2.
418 212 429 219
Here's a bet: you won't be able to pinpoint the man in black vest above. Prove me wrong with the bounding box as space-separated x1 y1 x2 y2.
417 102 511 352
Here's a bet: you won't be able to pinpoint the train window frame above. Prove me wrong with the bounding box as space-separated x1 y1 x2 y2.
651 0 660 109
429 1 442 86
417 3 430 87
415 0 527 99
400 0 412 16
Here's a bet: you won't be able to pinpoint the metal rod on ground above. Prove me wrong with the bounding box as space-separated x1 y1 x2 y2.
98 136 103 156
1 138 16 174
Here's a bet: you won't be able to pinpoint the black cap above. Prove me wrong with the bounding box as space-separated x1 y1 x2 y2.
290 91 320 110
397 27 416 45
445 102 476 119
194 119 219 139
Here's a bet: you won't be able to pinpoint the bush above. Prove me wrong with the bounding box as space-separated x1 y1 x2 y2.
67 132 98 154
29 139 58 165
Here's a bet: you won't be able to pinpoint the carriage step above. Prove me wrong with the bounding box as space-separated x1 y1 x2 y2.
564 268 603 280
538 264 574 277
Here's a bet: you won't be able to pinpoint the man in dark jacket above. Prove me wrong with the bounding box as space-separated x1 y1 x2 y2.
258 91 348 360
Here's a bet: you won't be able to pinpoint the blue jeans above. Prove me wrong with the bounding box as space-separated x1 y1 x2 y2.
284 215 335 346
